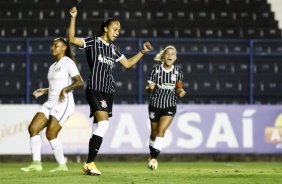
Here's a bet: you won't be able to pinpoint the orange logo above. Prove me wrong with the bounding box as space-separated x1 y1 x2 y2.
265 114 282 143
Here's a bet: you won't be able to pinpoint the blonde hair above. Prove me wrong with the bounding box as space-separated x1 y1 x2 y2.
154 45 177 63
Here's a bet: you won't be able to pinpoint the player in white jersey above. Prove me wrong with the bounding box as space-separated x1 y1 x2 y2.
68 6 152 175
20 38 84 172
146 45 186 170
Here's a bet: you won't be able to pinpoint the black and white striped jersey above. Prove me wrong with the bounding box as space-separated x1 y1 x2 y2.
148 64 184 109
82 37 124 93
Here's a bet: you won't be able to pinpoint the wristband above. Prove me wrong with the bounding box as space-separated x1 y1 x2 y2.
177 81 183 88
140 50 145 54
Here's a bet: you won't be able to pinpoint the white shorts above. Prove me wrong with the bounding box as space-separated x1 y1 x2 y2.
39 98 75 126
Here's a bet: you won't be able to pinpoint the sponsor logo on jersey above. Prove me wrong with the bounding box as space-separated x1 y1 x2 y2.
157 83 175 90
98 54 114 66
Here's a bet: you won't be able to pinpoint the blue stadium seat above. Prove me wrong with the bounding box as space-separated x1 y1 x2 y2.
20 10 40 20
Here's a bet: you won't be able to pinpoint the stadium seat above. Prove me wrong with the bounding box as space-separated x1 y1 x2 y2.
129 11 149 20
107 10 128 20
220 28 242 38
150 11 170 21
260 28 282 38
74 27 94 37
115 39 139 52
171 11 190 21
20 10 40 20
199 28 220 38
177 28 199 38
157 28 177 38
82 10 105 20
1 27 24 37
25 27 48 37
242 28 262 38
0 10 19 19
213 11 234 22
0 41 26 52
132 28 156 38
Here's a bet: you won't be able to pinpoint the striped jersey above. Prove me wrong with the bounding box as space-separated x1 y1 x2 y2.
82 37 124 93
148 64 184 109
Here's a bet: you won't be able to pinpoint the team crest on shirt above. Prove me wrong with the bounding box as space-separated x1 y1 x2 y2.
156 69 161 73
100 100 107 108
112 48 116 55
149 112 155 119
171 74 177 81
55 67 61 72
53 108 60 114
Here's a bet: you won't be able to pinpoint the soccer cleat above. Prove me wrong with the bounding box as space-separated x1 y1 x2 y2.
20 161 43 172
83 162 101 176
148 158 158 170
50 164 68 172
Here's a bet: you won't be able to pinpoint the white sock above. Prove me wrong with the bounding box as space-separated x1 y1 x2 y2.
93 120 109 137
49 138 65 165
30 135 41 161
92 123 98 135
153 137 164 151
149 138 155 147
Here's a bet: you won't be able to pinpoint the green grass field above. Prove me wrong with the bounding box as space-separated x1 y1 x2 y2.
1 162 282 184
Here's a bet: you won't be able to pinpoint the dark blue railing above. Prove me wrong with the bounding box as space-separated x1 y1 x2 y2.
1 38 282 104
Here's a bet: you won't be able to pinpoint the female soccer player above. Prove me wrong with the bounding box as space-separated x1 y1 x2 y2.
68 6 152 175
146 45 186 170
20 38 84 172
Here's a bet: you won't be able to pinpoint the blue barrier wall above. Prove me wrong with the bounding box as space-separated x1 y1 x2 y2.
1 38 282 104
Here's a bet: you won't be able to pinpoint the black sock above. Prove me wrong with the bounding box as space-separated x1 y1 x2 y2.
149 145 154 156
86 134 103 163
151 148 160 159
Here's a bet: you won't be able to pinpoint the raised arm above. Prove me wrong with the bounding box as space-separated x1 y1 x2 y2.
119 42 152 69
68 6 84 47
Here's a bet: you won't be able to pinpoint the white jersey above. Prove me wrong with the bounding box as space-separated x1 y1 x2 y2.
47 56 80 100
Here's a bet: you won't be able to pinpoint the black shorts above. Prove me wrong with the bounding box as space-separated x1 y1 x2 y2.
86 88 113 118
148 105 176 122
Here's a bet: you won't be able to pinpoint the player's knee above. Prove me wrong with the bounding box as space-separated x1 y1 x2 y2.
157 130 166 137
45 130 57 140
28 125 39 136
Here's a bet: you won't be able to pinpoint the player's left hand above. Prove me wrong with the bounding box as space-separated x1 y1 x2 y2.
59 89 66 102
179 89 186 97
142 42 152 53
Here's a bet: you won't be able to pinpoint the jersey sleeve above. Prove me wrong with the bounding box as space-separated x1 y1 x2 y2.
65 59 80 77
178 69 184 82
82 37 95 48
148 68 156 83
111 44 124 62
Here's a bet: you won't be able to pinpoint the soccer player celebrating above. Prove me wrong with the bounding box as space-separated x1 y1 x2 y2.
146 45 186 170
20 38 84 172
68 6 152 175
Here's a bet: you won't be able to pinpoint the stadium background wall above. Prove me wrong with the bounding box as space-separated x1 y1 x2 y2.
1 104 282 162
1 0 282 162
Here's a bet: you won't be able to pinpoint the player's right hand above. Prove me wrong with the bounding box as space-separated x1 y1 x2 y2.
69 6 77 17
33 88 45 99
